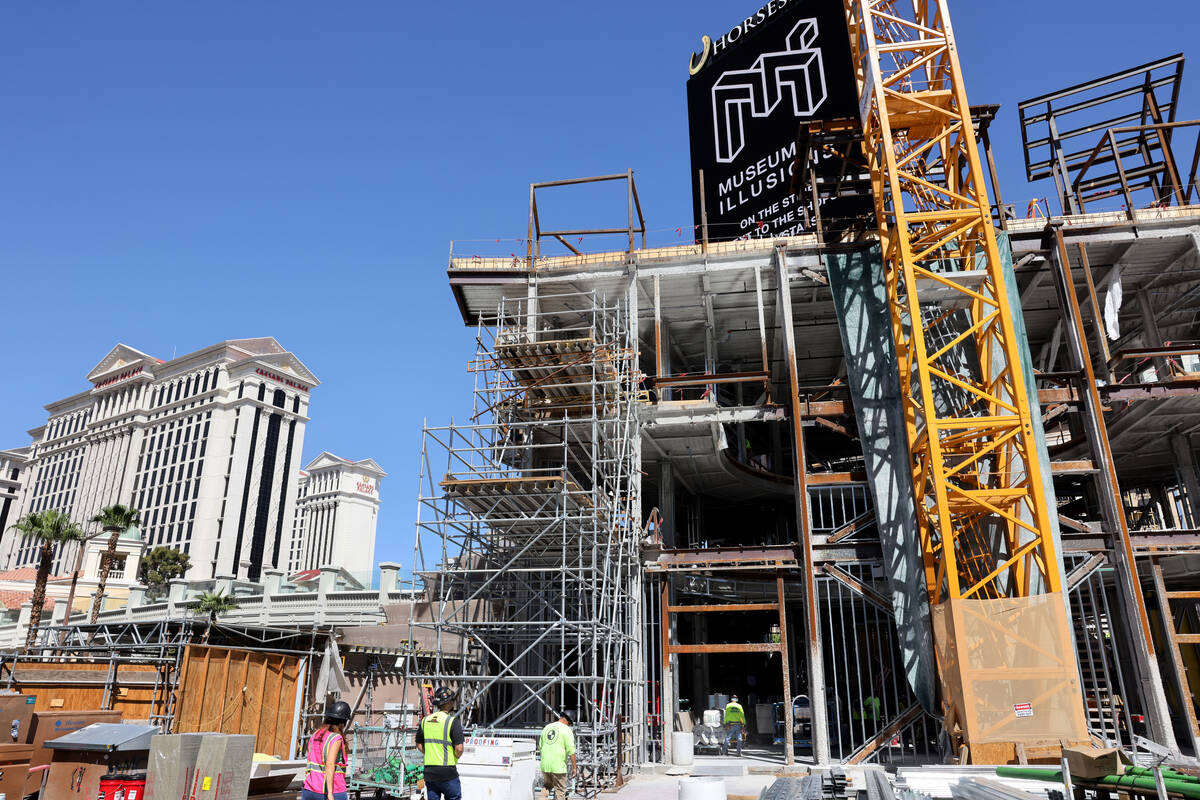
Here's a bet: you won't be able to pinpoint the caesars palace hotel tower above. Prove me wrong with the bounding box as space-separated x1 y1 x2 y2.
1 338 320 581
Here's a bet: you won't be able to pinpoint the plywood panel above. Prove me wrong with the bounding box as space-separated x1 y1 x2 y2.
8 661 161 720
174 646 303 757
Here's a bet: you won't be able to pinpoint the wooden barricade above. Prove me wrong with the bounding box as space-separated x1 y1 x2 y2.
172 645 304 757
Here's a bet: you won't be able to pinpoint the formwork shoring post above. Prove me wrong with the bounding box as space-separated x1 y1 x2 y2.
1049 227 1180 756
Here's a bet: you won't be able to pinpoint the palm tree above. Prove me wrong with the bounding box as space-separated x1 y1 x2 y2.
88 504 141 623
8 510 84 652
193 591 238 643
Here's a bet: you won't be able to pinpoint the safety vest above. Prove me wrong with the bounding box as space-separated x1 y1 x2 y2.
422 711 458 767
305 730 347 788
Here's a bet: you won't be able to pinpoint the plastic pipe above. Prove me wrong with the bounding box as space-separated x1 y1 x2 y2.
995 767 1200 799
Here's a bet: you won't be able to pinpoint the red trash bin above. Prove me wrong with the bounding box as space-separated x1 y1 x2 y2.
96 774 147 800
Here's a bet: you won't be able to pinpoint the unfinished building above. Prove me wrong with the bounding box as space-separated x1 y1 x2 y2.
406 11 1200 794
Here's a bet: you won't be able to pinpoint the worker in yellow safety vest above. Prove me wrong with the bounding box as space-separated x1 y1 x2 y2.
416 687 465 800
723 695 746 757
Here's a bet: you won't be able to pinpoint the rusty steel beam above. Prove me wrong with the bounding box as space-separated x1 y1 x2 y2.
1051 226 1179 754
1150 558 1200 754
821 564 893 613
846 703 925 765
775 243 828 764
653 371 769 388
777 575 794 765
667 603 780 613
666 643 783 655
827 511 876 544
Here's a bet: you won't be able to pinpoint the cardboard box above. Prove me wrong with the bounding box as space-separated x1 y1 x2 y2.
1063 745 1132 779
0 693 37 744
145 733 205 800
190 734 255 800
0 744 33 800
25 710 122 795
45 751 113 800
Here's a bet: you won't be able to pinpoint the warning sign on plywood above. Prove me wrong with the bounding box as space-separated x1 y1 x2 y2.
1014 703 1034 718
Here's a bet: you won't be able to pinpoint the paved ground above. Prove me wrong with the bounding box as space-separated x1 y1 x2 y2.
617 750 816 800
613 772 781 800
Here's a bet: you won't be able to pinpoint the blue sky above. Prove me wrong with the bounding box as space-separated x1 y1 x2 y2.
3 2 1198 582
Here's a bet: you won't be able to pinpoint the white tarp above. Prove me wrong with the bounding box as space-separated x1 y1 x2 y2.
1105 264 1124 340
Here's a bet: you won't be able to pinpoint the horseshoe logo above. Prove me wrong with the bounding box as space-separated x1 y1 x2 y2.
689 35 712 76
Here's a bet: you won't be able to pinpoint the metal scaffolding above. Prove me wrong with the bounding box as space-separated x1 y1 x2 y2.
410 289 642 794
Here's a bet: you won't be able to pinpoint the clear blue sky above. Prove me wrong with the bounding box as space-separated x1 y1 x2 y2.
3 2 1198 582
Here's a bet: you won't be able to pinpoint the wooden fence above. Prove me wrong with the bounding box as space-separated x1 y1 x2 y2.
172 645 306 757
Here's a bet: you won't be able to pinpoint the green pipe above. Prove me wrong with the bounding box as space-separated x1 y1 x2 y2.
1124 767 1200 784
996 766 1200 799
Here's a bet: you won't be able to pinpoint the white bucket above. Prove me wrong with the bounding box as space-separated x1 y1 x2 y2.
671 731 695 765
679 776 726 800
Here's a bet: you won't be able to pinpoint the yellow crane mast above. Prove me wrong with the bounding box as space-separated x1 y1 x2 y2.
842 0 1089 760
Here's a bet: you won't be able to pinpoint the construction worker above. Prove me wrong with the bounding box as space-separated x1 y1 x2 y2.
723 695 746 757
416 687 464 800
302 700 351 800
537 710 577 800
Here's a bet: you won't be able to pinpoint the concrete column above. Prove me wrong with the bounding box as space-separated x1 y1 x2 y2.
316 565 339 624
116 426 146 505
661 322 673 401
191 399 240 579
1170 434 1200 528
527 281 539 340
1139 290 1170 381
378 562 401 604
214 574 235 597
263 569 284 596
318 565 339 596
128 585 147 608
167 579 188 616
17 603 32 648
658 463 676 548
51 599 67 625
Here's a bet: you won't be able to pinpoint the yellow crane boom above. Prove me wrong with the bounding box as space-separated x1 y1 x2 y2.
842 0 1089 760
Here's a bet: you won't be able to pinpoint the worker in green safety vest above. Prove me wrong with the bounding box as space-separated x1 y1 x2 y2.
416 687 464 800
723 695 746 757
537 710 577 800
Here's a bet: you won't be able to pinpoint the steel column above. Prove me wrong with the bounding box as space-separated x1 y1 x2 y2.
774 244 828 764
1050 228 1179 754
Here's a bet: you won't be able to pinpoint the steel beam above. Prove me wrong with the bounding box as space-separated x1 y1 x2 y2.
774 243 828 764
1050 227 1180 754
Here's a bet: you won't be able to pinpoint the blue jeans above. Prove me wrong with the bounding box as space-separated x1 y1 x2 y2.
301 790 348 800
427 777 463 800
724 722 744 755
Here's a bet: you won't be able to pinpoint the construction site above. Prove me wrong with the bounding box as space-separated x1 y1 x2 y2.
6 2 1200 800
401 0 1200 796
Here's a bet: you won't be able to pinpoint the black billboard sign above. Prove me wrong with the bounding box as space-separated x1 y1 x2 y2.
687 0 858 241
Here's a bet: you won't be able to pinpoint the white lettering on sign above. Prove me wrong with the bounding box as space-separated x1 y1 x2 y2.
691 0 794 74
710 18 828 164
1013 702 1033 718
